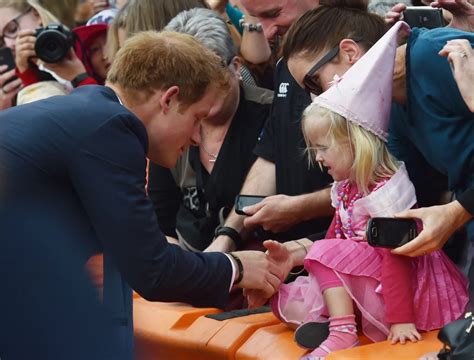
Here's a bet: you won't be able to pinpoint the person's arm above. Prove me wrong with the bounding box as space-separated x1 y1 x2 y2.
245 237 314 308
379 249 421 344
68 114 284 306
239 13 272 65
439 39 474 112
242 188 333 232
68 114 234 307
392 199 472 257
42 48 90 84
431 0 474 31
205 156 276 252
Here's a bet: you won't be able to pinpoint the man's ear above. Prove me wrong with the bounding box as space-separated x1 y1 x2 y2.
159 86 180 114
339 39 364 65
229 56 241 78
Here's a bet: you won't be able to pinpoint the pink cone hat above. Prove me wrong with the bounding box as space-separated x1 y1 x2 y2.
312 21 410 141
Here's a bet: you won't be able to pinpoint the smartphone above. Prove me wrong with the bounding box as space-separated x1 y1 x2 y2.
0 47 15 71
403 7 444 29
0 47 18 85
366 217 418 248
235 195 266 215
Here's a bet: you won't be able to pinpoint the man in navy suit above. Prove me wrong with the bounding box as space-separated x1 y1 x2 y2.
0 31 283 359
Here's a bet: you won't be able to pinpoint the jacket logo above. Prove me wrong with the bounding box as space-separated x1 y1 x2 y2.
277 82 289 98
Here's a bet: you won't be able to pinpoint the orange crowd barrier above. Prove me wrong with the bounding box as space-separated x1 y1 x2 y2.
133 299 443 360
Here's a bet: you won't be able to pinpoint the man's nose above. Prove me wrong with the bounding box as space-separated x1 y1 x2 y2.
260 20 278 41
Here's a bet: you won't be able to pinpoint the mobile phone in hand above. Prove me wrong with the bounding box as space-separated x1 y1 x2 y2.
235 195 266 215
0 47 18 85
403 7 444 29
366 217 418 248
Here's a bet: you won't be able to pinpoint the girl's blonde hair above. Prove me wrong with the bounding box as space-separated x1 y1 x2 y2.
302 103 399 195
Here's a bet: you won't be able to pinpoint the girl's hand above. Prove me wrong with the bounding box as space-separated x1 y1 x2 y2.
388 323 422 344
244 240 293 309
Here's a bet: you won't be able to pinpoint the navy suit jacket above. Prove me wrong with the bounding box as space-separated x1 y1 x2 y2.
0 86 232 356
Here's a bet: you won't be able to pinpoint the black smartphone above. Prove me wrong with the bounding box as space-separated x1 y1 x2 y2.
0 47 18 85
235 195 266 215
403 7 444 29
366 217 418 248
0 47 15 71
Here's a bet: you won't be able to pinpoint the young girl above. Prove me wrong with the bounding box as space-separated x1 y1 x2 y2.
268 22 469 359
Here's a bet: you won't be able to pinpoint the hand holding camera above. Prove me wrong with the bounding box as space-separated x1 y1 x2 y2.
14 24 86 82
42 47 87 82
15 29 37 73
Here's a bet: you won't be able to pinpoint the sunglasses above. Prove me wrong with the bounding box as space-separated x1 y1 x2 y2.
0 7 33 45
303 37 363 95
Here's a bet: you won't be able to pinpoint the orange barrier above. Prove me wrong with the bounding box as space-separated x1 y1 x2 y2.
134 300 443 360
327 330 442 359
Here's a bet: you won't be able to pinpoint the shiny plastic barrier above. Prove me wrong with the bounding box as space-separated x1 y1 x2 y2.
133 299 443 360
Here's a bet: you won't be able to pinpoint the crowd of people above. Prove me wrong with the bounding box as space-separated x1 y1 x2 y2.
0 0 472 359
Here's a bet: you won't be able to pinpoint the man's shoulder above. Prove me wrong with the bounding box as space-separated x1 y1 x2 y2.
241 83 273 105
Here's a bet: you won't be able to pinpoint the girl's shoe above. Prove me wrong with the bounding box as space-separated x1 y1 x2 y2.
294 321 330 350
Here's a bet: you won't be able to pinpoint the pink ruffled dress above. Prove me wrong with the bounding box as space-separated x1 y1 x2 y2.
272 164 469 342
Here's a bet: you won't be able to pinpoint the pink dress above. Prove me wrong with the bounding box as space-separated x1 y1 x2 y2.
272 164 469 342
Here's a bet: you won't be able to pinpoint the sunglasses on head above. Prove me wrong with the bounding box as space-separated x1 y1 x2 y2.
303 37 363 96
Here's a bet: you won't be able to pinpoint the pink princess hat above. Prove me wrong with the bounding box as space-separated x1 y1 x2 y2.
312 21 411 142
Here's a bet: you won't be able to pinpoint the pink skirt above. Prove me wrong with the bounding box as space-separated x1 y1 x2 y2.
271 238 469 342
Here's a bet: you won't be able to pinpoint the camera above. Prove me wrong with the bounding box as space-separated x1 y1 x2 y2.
35 24 74 63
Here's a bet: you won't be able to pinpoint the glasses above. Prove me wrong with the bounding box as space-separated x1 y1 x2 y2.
303 37 363 95
0 7 32 44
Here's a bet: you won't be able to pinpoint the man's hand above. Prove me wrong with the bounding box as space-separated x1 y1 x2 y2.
15 30 37 73
243 194 304 233
43 48 87 82
233 250 285 300
244 240 294 308
385 3 407 25
439 39 474 111
0 65 22 110
391 201 472 257
388 323 422 344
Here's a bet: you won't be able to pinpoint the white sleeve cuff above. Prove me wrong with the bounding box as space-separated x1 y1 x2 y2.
224 253 237 292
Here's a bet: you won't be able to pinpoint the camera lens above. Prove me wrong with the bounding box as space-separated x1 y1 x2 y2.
35 25 73 63
371 227 378 238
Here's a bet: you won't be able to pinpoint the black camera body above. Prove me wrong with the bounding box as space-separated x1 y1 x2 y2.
35 24 74 63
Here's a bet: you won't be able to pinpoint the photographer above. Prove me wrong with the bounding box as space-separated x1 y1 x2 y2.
0 0 58 109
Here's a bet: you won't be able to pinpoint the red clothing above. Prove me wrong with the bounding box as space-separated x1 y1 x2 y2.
16 66 98 88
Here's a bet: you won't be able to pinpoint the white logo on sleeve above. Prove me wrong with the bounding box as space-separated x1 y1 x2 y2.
277 82 289 98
